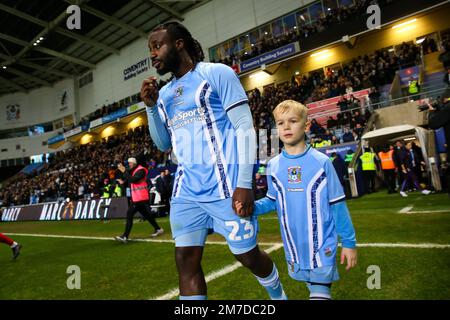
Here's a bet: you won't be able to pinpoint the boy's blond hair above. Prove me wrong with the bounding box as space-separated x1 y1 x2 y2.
273 100 308 123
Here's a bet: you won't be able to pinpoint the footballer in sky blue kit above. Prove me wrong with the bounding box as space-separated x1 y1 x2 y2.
237 100 357 300
141 22 286 300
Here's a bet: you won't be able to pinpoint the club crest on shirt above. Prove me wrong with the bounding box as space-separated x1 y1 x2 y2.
325 247 333 257
174 86 184 98
287 166 301 183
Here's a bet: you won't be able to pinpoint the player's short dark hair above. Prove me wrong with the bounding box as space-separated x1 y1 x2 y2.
152 21 204 65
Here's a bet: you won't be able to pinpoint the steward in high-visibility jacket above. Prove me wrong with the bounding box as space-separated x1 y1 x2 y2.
102 179 111 198
113 184 122 197
360 148 377 194
345 151 354 165
115 157 162 241
378 148 396 193
129 165 149 202
360 151 376 171
408 80 419 94
378 149 395 170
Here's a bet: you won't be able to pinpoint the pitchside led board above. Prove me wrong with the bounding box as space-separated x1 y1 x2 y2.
1 197 129 222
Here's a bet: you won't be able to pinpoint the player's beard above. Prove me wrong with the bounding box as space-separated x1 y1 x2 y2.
157 45 181 76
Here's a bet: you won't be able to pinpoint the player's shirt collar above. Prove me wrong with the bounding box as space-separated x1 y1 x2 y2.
281 144 311 159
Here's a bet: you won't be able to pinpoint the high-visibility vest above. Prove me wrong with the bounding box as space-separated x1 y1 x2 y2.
102 185 111 198
378 150 395 170
114 185 122 197
360 152 376 171
409 81 419 94
130 165 149 202
345 153 354 164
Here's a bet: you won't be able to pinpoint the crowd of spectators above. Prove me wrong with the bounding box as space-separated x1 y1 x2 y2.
1 126 167 207
213 0 396 67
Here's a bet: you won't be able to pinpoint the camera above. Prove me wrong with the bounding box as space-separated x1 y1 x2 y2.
110 159 121 169
418 98 439 112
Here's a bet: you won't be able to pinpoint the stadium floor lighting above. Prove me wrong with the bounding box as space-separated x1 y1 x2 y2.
310 49 330 57
392 18 417 29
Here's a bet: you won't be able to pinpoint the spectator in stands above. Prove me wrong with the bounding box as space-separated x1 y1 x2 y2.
337 95 350 112
326 116 337 129
331 135 340 145
342 128 354 143
368 87 381 107
349 95 361 111
354 123 364 138
309 119 323 135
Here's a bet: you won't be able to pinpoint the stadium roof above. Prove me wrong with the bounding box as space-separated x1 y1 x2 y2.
0 0 209 96
362 124 417 142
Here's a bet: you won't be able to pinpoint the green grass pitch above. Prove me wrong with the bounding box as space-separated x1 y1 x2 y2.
1 191 449 300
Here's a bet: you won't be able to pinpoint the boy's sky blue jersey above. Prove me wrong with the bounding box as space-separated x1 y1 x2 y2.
266 146 348 270
156 62 248 202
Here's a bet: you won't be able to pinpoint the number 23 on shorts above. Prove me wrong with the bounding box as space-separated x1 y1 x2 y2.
225 219 255 241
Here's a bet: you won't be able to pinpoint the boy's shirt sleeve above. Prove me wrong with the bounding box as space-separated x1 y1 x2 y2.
324 159 356 248
253 197 276 216
253 163 277 216
205 63 249 112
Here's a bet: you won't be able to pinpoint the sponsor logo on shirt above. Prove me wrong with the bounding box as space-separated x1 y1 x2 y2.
167 106 207 129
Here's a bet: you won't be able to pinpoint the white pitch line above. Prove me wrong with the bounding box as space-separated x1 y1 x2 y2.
355 243 450 249
152 243 284 300
3 232 280 246
5 233 450 248
399 205 414 214
408 210 450 214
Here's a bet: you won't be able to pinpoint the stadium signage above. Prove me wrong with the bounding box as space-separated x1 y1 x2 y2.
90 118 103 128
127 102 146 114
316 142 359 159
239 42 300 73
102 108 127 123
1 197 129 222
123 58 150 81
63 126 82 139
398 66 420 86
1 207 21 222
48 134 65 145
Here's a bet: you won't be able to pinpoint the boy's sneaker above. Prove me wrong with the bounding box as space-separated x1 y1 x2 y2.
151 229 164 237
11 244 22 260
421 189 431 195
400 191 408 197
114 235 128 243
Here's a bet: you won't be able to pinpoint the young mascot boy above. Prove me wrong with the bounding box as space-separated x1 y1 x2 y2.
237 100 357 300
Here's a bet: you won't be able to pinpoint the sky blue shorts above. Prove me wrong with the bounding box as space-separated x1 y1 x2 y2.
170 197 259 255
288 263 340 284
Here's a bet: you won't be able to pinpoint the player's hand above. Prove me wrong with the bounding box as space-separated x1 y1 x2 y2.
117 178 124 185
232 188 254 217
141 76 159 107
117 163 126 173
340 247 357 271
